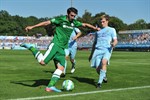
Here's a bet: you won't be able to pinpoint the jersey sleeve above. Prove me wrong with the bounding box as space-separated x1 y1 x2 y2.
50 17 61 25
74 28 81 33
74 20 82 27
111 28 117 40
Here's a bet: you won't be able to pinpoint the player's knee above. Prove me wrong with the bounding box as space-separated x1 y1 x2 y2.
102 59 107 65
65 56 69 60
58 66 64 71
57 63 65 71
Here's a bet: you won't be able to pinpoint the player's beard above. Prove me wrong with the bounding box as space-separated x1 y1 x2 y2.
67 16 74 22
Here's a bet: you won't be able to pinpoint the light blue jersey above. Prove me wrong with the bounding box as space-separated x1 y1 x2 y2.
91 26 117 68
95 26 117 49
68 28 80 48
65 28 81 59
64 28 81 74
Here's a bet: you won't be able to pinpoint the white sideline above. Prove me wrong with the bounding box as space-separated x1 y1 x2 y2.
9 85 150 100
113 61 150 65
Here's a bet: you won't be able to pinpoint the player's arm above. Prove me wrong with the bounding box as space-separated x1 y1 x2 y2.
25 20 51 32
111 29 118 48
82 23 100 31
111 38 118 48
72 31 82 40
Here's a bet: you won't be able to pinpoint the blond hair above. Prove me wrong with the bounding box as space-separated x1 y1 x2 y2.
100 14 110 21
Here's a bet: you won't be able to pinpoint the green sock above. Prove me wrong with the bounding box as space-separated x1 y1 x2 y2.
29 47 39 56
48 77 59 87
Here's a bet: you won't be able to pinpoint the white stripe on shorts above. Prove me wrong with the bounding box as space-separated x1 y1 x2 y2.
43 43 54 60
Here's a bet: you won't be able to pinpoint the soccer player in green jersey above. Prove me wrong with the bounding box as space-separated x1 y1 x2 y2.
21 7 100 92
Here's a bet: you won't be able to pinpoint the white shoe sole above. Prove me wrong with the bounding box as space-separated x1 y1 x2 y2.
71 68 75 73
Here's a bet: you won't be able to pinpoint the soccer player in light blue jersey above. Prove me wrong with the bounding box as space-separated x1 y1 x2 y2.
89 14 118 88
66 27 82 74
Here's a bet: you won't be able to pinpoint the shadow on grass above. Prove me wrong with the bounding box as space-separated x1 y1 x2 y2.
10 79 49 87
71 76 97 87
43 70 54 74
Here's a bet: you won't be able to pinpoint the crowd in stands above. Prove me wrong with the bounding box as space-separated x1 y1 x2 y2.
0 36 53 50
0 31 150 51
0 33 95 50
116 32 150 50
77 33 95 49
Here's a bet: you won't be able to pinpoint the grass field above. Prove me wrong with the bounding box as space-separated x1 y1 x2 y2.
0 50 150 100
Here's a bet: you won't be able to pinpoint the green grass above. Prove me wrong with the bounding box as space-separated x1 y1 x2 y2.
0 50 150 100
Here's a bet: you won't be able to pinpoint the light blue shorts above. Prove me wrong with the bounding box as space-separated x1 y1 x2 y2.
65 46 77 59
91 47 112 68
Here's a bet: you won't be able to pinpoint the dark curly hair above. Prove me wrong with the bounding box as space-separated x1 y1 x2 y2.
67 7 78 15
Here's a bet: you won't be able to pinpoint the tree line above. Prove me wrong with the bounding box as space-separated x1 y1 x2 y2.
0 10 149 36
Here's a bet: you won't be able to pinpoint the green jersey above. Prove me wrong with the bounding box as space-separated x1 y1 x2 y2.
50 15 82 49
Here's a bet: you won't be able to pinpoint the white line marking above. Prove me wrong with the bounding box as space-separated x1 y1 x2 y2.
9 85 150 100
113 61 150 65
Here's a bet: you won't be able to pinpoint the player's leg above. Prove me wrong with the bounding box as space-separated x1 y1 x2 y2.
97 49 111 88
97 59 107 88
103 76 108 83
53 60 58 69
46 63 64 92
21 43 56 65
102 48 113 83
20 43 45 65
94 54 103 88
62 60 67 76
70 47 77 73
63 49 70 75
53 49 69 77
46 47 65 92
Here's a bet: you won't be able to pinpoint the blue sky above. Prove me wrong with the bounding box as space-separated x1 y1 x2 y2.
0 0 150 24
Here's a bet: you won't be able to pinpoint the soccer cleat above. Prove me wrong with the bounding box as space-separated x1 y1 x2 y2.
96 83 102 88
45 86 62 92
61 73 66 78
20 43 33 49
71 63 75 73
71 67 75 73
103 77 108 83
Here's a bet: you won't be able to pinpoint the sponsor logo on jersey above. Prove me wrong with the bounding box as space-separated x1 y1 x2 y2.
63 25 73 29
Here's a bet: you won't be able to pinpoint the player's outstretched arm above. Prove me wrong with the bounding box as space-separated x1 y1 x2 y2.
25 20 51 32
82 23 100 31
72 31 82 40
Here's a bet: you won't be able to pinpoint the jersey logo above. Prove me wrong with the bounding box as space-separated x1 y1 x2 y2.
101 30 110 37
71 23 74 27
63 25 73 29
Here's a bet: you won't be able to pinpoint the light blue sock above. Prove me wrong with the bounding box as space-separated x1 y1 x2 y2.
98 69 106 84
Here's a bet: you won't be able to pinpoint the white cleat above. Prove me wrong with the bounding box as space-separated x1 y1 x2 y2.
71 68 75 74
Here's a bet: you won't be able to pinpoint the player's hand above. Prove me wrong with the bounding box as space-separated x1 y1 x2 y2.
96 27 100 31
72 36 77 40
111 43 115 48
25 26 33 32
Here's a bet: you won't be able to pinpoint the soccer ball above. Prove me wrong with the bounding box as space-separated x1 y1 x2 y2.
62 80 74 91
